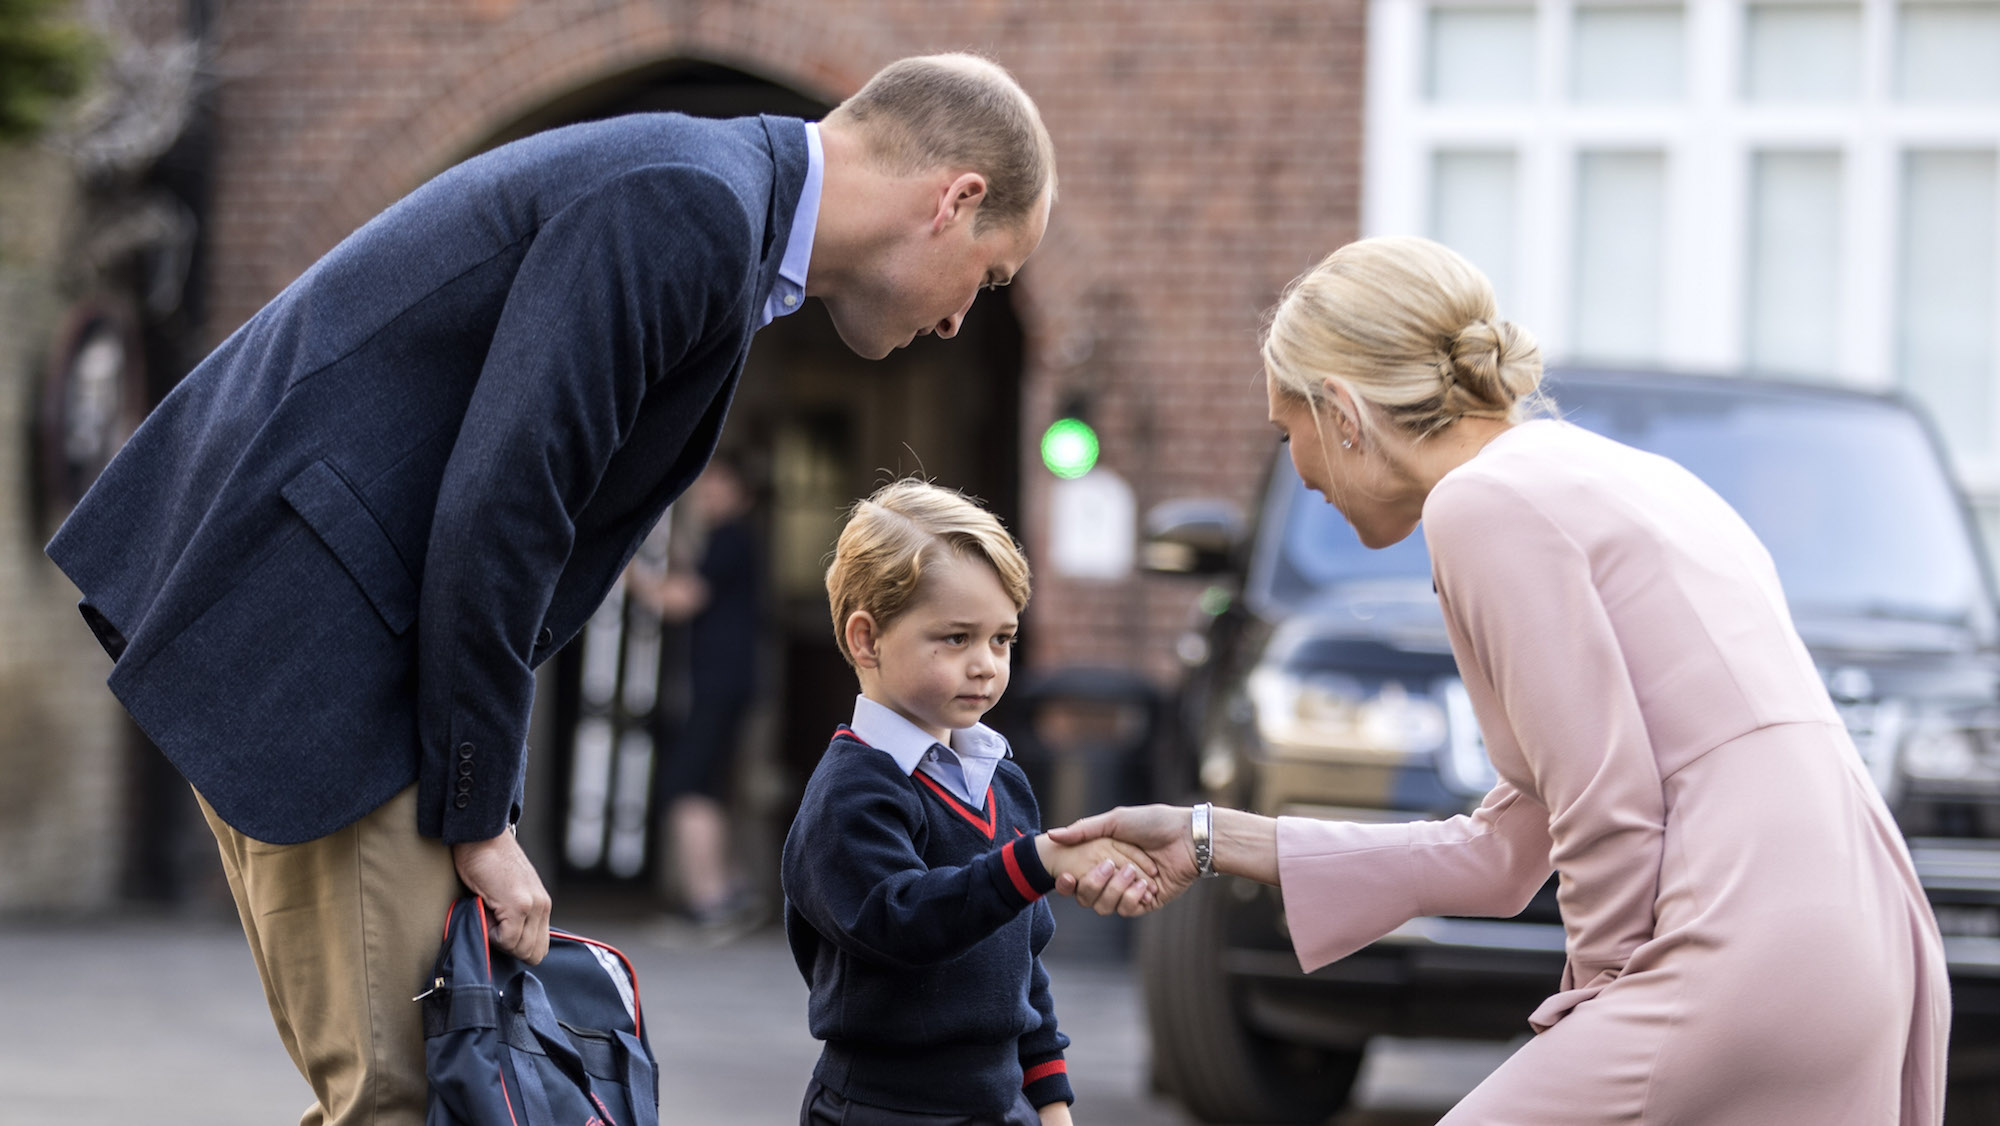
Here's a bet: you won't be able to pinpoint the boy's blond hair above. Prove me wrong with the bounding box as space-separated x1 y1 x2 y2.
825 479 1032 667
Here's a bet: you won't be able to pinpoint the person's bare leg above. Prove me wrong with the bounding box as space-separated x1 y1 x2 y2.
670 794 732 913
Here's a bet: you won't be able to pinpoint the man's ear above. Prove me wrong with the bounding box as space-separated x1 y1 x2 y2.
932 172 989 233
845 610 882 669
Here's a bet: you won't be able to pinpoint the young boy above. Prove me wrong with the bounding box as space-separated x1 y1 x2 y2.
782 480 1155 1126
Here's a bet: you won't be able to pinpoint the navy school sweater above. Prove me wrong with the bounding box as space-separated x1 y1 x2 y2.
781 728 1074 1115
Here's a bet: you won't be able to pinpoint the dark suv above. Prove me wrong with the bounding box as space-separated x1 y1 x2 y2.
1137 369 2000 1123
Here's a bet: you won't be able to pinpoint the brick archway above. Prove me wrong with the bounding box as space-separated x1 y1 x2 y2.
207 1 1095 375
297 6 889 272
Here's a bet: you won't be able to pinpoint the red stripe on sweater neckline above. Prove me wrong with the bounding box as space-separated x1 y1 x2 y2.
911 770 997 840
841 726 998 839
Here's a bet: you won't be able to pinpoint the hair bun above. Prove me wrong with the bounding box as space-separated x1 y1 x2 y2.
1261 236 1550 439
1445 318 1542 410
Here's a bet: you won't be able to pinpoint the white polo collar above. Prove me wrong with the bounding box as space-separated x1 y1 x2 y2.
848 695 1011 804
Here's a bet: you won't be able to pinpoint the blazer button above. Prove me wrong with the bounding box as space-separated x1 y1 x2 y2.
458 761 474 777
457 777 473 793
454 794 470 809
457 743 475 760
537 627 554 647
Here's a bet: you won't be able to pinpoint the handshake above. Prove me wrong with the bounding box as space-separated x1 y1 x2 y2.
1030 803 1216 918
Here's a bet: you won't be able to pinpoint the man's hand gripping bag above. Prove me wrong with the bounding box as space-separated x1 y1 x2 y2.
424 897 658 1126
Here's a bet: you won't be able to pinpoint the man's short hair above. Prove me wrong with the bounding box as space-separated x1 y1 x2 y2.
828 53 1056 233
824 478 1032 667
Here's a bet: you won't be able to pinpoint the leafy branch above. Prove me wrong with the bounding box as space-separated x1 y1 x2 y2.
0 0 99 143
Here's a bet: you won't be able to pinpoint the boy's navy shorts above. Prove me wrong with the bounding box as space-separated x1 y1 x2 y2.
798 1079 1042 1126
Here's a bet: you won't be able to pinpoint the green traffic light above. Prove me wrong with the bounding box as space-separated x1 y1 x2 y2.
1041 417 1099 479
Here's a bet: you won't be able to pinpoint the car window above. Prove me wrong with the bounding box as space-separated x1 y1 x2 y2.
1274 479 1432 592
1259 376 1996 640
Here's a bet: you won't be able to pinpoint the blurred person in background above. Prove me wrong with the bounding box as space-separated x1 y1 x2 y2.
627 457 768 940
46 52 1053 1126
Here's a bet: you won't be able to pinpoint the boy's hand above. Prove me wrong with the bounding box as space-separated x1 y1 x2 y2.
1049 804 1201 916
1037 1100 1074 1125
1035 833 1157 913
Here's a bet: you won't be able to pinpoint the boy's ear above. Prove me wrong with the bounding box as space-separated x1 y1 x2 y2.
845 610 882 669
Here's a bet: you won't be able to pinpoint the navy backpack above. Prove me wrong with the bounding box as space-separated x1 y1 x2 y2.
423 897 658 1126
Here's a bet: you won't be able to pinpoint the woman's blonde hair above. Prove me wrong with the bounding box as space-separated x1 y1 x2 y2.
1262 235 1546 445
825 479 1032 667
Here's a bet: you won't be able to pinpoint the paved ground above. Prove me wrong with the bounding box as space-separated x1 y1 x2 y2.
0 903 1515 1125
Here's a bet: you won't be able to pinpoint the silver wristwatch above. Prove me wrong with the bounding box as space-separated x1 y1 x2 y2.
1192 802 1218 878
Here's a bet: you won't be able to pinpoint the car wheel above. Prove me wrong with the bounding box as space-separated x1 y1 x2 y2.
1947 1063 2000 1124
1137 875 1362 1124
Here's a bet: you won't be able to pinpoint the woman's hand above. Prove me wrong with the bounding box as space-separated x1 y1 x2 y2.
1047 805 1199 916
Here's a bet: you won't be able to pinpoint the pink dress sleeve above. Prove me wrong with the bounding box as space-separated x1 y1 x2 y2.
1425 472 1667 1006
1276 468 1670 1015
1278 782 1553 971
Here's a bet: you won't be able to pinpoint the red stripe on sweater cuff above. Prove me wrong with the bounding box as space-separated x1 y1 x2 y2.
1022 1060 1068 1086
1002 837 1043 902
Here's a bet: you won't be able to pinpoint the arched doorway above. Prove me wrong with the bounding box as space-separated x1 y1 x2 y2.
483 61 1026 903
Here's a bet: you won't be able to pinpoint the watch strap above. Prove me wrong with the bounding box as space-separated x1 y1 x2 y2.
1192 802 1217 878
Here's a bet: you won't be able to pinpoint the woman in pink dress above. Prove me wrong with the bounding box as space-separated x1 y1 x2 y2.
1056 236 1950 1123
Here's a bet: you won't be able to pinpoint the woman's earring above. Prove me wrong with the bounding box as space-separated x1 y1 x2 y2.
1341 438 1353 450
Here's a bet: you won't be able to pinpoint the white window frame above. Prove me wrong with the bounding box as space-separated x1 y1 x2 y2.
1365 0 2000 496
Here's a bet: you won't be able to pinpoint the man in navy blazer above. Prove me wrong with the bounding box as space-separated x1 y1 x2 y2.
48 53 1053 1125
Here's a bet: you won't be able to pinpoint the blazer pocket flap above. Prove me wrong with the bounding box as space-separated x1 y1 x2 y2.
281 461 419 635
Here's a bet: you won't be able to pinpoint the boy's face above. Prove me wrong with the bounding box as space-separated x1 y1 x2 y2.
852 554 1018 743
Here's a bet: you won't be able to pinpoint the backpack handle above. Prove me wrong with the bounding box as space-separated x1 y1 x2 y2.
510 974 594 1082
508 972 657 1126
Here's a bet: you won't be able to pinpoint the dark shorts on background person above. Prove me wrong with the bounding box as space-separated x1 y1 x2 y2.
798 1080 1041 1126
655 688 752 801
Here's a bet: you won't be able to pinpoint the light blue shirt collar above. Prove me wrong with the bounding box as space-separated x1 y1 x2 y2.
848 695 1011 808
758 121 822 328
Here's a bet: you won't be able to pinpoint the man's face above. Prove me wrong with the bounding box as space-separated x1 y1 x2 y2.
827 187 1050 360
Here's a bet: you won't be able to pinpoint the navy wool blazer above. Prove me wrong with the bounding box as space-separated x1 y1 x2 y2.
47 113 809 845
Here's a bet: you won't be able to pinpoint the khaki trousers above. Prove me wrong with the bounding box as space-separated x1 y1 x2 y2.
197 784 462 1126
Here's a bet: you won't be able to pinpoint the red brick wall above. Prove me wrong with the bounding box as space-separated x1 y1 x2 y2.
197 0 1367 684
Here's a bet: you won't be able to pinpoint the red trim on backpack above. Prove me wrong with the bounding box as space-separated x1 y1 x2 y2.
1001 838 1042 902
477 900 492 980
550 929 646 1040
499 1062 521 1126
1022 1059 1068 1086
911 770 996 840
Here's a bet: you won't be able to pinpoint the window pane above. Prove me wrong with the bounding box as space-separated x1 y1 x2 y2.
1572 5 1685 102
1747 151 1843 376
1744 4 1862 101
1899 3 2000 102
1429 6 1537 103
1899 151 1997 460
1573 151 1667 363
1431 150 1520 312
